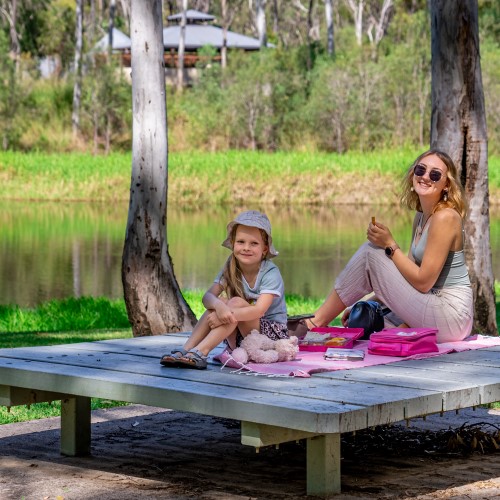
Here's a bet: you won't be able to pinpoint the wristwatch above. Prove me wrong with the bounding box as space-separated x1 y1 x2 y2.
385 244 399 258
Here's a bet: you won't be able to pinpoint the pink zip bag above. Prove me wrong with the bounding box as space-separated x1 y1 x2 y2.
367 328 439 357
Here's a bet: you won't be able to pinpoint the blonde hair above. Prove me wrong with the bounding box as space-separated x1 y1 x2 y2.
400 149 468 218
221 224 269 299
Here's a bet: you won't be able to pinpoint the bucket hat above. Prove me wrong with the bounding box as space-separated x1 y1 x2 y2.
221 210 278 259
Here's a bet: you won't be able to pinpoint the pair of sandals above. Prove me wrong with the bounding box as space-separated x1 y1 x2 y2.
160 348 208 370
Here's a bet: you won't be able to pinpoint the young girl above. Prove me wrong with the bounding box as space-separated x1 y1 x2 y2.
160 210 288 370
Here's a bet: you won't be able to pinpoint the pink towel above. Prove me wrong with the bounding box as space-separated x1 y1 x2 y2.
212 334 500 378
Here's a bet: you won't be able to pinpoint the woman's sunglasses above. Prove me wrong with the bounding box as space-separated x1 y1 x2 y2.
413 164 443 183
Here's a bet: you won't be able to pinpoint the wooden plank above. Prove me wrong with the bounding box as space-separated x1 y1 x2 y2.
0 385 66 407
240 421 317 447
0 348 451 428
2 344 497 427
61 396 91 456
306 433 341 496
0 359 368 434
0 347 442 402
322 364 500 414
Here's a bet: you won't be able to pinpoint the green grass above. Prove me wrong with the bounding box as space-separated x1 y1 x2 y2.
0 398 129 425
0 296 131 335
1 150 499 205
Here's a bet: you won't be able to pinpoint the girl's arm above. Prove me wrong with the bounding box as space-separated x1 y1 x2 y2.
202 283 235 324
230 293 275 322
369 209 461 293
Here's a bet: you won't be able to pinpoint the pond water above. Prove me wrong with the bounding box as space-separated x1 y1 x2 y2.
2 201 499 307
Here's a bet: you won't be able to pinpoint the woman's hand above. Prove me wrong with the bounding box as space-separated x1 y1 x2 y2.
367 221 396 249
341 307 351 327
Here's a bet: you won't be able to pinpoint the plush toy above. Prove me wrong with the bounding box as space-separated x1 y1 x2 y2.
231 330 299 364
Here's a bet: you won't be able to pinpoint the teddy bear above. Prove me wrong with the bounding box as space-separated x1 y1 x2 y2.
230 330 299 364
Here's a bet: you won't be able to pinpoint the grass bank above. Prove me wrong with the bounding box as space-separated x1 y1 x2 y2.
1 150 499 205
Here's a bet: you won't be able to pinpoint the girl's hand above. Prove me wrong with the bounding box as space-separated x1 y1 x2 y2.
207 311 223 329
367 221 395 249
341 307 351 327
213 303 236 325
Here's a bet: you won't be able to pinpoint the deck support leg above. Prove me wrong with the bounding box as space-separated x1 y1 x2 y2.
61 396 91 456
306 433 341 496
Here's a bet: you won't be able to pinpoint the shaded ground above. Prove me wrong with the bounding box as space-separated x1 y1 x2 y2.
0 405 499 499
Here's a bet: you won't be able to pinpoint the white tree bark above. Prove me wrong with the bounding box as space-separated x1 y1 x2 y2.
366 0 393 58
221 0 228 69
108 0 116 58
176 0 187 92
324 0 334 56
72 0 83 137
430 0 497 334
345 0 364 46
256 0 267 47
123 0 196 336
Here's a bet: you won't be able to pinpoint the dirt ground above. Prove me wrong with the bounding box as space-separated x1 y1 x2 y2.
0 404 499 500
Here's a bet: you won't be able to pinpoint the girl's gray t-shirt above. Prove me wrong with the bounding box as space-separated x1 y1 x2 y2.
215 259 288 324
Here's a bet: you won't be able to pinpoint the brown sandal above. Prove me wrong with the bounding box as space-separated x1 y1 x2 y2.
176 349 208 370
160 348 187 367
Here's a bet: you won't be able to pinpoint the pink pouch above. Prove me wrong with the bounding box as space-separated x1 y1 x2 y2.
367 328 439 357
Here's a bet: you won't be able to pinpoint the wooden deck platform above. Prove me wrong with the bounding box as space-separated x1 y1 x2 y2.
0 333 499 496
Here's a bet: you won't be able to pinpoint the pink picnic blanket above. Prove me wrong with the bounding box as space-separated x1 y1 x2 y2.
213 334 500 378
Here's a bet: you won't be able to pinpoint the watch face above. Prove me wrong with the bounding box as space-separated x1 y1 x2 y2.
385 247 392 256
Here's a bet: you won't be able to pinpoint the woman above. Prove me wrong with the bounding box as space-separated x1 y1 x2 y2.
304 150 473 343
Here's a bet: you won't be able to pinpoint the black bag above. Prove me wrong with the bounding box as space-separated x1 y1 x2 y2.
347 300 391 339
287 313 315 338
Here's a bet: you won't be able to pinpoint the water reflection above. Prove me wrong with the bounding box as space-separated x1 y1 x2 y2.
1 201 499 307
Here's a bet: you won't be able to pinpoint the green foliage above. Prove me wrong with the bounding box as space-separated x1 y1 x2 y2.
81 58 133 152
36 0 76 73
0 2 499 155
0 31 24 150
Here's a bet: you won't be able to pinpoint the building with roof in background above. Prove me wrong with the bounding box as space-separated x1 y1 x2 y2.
92 9 272 85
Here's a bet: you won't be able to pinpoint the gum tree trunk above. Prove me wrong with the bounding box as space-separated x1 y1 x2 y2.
176 0 187 92
72 0 83 137
256 0 267 48
122 0 196 336
325 0 334 57
430 0 497 335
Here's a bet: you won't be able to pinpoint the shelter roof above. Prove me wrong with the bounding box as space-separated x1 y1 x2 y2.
162 24 269 50
93 27 132 51
167 9 216 23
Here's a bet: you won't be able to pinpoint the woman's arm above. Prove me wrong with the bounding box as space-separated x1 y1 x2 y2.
369 209 461 293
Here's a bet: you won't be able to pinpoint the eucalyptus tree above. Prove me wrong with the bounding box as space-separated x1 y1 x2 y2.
221 0 228 67
0 0 20 72
176 0 187 92
108 0 116 58
219 0 245 68
256 0 267 47
344 0 364 45
122 0 196 336
366 0 393 59
324 0 334 56
430 0 497 334
72 0 83 137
